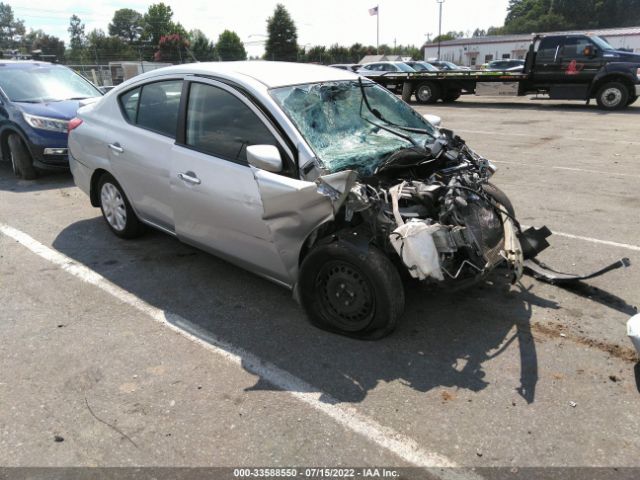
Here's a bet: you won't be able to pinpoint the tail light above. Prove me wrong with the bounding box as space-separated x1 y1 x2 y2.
68 118 83 134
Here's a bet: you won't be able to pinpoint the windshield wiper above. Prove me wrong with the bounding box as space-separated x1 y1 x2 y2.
357 77 420 147
357 77 433 136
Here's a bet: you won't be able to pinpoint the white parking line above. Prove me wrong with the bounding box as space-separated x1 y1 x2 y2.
492 160 640 179
0 222 475 478
550 230 640 252
459 129 640 147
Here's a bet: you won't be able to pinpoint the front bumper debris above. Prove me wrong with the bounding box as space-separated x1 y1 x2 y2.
523 257 631 285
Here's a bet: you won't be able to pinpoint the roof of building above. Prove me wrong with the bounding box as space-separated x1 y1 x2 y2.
424 25 640 48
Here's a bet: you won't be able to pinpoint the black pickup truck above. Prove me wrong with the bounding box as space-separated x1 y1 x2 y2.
369 34 640 110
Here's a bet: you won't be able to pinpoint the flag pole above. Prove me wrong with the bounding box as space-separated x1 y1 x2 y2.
376 5 380 54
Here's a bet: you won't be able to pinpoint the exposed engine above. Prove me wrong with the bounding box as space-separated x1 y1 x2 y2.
341 128 522 284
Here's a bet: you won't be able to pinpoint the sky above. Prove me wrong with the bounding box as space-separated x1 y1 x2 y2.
9 0 511 57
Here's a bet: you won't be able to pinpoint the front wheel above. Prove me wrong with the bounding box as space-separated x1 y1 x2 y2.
298 241 405 339
595 82 629 110
7 134 37 180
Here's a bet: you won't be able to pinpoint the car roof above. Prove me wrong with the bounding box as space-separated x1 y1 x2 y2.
129 61 358 89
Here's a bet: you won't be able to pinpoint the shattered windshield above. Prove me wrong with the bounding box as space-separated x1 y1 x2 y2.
271 80 437 176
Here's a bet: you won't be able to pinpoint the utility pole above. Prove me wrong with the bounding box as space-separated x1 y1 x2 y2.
437 0 445 60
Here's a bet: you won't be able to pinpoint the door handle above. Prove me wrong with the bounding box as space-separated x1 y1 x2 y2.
178 171 201 185
108 143 124 154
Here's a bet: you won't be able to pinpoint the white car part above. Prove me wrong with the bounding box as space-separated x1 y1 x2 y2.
627 314 640 356
390 221 445 282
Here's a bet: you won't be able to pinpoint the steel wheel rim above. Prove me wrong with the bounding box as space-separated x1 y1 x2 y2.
602 88 622 107
101 182 127 231
316 260 375 331
417 85 432 102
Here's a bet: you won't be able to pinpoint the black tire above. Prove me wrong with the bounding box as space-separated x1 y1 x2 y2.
627 95 638 106
442 91 461 103
482 183 515 218
595 82 629 110
97 173 145 239
7 133 37 180
415 81 441 104
298 241 405 340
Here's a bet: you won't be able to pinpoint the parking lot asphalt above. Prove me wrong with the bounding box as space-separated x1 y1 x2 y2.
1 95 639 472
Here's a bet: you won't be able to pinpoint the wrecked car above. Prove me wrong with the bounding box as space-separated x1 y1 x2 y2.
67 61 627 339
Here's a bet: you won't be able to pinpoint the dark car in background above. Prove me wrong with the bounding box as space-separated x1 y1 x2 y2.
328 64 362 72
0 61 102 179
404 61 440 72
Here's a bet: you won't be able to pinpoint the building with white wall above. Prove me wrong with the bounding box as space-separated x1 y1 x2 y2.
423 26 640 67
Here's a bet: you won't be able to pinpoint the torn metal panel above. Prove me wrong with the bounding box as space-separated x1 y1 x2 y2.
502 213 524 282
314 170 359 213
250 167 335 284
523 257 631 285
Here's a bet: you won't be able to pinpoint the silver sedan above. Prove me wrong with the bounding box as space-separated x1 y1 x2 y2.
69 61 517 339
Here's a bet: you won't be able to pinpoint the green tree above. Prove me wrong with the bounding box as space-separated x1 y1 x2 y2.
431 31 464 43
189 29 216 61
216 30 246 61
68 14 85 50
85 29 137 63
109 8 143 43
143 3 185 47
265 3 298 61
0 2 25 49
304 45 325 63
23 30 65 60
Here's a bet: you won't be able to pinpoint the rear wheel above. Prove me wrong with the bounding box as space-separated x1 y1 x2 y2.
298 241 404 339
97 173 145 239
7 134 37 180
415 82 441 104
595 82 629 110
442 90 461 103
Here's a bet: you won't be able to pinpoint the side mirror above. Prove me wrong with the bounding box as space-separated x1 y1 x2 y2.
246 145 283 173
423 113 442 127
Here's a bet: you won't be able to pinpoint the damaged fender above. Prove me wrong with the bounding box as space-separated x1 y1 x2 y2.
250 167 359 284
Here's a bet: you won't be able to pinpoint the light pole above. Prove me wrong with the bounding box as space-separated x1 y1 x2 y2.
436 0 445 60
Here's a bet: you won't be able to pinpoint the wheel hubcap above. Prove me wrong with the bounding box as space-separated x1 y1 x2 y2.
417 86 432 102
316 261 374 331
101 182 127 231
603 88 622 107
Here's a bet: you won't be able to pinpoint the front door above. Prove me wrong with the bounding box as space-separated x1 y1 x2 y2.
170 79 298 285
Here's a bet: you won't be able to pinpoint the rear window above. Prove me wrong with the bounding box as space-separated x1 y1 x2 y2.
118 80 183 138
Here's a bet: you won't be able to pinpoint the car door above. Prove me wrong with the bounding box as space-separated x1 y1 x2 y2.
170 78 297 284
533 36 564 83
559 36 604 82
109 78 183 231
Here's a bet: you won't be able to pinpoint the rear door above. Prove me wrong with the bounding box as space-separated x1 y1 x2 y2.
109 78 183 231
533 36 564 83
170 78 298 284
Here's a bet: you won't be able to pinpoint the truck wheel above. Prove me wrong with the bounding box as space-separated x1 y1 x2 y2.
442 91 461 103
415 82 441 104
97 173 145 239
298 241 405 340
596 82 629 110
7 134 37 180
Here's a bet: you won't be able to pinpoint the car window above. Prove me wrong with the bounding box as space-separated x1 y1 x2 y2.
538 37 563 62
563 37 593 58
120 87 140 123
185 83 278 164
133 80 183 138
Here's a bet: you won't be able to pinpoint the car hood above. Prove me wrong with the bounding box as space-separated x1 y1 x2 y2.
603 50 640 64
14 100 84 120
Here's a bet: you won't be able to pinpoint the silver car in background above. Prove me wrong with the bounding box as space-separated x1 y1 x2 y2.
69 61 518 339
